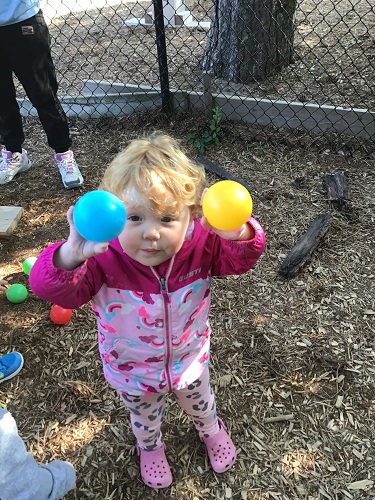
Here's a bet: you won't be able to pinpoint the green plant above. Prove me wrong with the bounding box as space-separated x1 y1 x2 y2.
187 107 222 154
247 141 269 157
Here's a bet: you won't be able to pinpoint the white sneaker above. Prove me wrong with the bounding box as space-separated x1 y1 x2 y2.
0 149 32 185
54 150 83 189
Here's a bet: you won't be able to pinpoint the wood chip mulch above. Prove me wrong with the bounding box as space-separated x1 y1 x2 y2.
1 113 374 499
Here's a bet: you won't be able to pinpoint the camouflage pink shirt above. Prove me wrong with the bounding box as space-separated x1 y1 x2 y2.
30 218 266 396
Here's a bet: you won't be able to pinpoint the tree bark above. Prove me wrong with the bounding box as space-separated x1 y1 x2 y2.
202 0 297 83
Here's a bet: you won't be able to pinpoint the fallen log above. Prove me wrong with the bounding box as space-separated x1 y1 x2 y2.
196 157 252 193
278 214 332 277
324 172 348 210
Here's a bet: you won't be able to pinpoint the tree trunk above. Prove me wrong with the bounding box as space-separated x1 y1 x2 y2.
202 0 297 83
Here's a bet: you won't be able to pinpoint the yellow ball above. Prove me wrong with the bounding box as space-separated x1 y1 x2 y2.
202 180 253 231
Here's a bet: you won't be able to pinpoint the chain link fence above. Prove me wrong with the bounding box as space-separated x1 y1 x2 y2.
17 0 375 146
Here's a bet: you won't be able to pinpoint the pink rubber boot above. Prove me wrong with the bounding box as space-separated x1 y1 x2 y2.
137 444 173 489
201 418 236 473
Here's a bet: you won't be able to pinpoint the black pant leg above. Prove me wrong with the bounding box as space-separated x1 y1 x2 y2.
0 11 72 153
0 32 24 151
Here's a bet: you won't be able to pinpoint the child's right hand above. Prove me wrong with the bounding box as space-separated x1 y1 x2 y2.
53 206 109 270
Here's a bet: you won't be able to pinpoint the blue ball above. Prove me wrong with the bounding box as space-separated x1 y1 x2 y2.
73 190 126 242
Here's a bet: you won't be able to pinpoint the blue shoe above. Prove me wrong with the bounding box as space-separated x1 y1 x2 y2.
0 352 24 383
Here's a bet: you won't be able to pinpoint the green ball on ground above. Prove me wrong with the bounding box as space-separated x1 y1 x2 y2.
6 284 28 304
22 256 37 276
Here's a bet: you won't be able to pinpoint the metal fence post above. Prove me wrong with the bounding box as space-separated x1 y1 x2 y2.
153 0 172 112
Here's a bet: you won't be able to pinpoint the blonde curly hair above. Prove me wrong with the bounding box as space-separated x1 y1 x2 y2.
100 133 205 218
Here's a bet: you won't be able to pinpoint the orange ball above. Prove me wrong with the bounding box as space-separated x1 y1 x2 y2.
202 180 253 231
50 305 73 325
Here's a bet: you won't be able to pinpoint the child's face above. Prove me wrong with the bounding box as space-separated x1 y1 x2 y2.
118 189 192 267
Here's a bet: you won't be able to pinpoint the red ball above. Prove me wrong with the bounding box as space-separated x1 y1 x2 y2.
50 305 73 325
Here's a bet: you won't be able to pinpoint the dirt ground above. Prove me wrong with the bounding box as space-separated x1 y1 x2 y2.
0 113 374 499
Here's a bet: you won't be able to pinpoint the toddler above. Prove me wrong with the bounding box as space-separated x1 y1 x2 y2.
1 283 76 499
30 133 266 489
0 405 76 499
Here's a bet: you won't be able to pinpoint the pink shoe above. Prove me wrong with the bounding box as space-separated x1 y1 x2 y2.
137 444 173 489
201 418 236 473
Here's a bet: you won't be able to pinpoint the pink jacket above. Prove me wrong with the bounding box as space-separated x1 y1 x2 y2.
30 218 266 396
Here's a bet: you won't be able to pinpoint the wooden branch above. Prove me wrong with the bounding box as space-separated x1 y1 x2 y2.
325 172 348 210
278 214 332 278
196 157 252 193
264 414 294 423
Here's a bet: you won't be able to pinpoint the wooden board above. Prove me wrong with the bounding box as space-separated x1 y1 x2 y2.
0 206 23 237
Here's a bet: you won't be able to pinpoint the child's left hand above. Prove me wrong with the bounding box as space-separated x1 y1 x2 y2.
200 188 255 241
0 280 9 292
200 216 254 240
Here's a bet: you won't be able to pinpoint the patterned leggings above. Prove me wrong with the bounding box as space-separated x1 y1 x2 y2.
119 368 219 450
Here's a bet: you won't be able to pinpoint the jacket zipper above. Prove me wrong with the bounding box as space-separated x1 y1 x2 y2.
151 256 175 392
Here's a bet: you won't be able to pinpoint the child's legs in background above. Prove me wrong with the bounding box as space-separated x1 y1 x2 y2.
119 392 167 450
174 367 220 438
